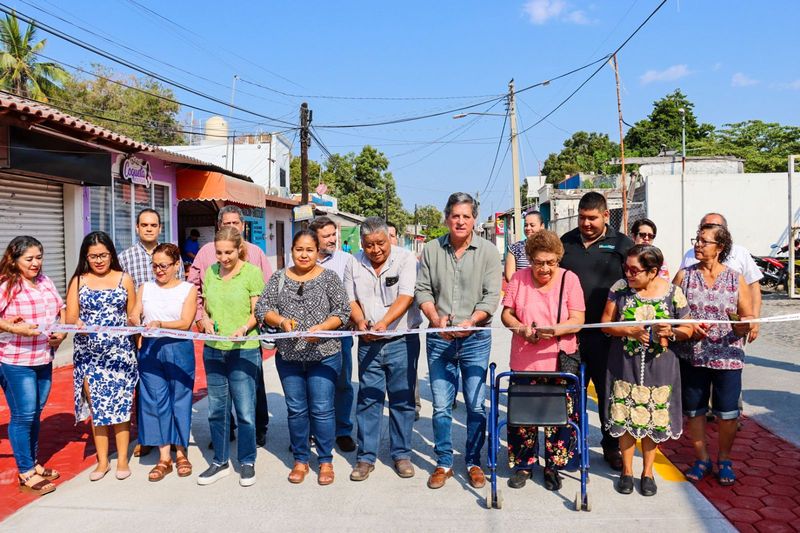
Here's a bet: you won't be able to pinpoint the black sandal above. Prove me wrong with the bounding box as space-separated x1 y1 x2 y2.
543 467 562 491
19 471 56 496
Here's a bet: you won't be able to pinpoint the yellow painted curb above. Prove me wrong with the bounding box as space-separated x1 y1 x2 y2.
586 382 686 482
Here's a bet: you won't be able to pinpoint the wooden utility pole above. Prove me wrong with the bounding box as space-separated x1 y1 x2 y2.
508 80 522 241
300 102 311 205
612 54 628 232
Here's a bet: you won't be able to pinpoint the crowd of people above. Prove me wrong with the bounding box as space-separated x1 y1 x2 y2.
0 191 763 500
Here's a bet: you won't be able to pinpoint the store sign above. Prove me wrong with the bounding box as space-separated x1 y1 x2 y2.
495 213 505 235
121 155 152 188
293 204 314 221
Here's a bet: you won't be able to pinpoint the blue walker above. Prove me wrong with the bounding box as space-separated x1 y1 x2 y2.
486 362 591 511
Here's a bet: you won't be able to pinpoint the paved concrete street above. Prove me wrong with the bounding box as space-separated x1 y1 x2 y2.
4 312 745 533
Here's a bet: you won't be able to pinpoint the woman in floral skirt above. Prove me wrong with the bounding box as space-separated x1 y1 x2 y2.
601 244 694 497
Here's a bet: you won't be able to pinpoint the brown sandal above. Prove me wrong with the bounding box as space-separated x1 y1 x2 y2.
148 460 173 482
35 464 60 481
19 472 56 496
175 456 192 477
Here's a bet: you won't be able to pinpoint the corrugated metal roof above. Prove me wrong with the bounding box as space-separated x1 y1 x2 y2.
0 93 151 150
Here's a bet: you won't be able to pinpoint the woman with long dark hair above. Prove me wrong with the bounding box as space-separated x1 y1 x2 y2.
0 236 66 496
66 231 138 481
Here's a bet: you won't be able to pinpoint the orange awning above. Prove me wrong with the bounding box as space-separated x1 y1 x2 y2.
176 169 265 208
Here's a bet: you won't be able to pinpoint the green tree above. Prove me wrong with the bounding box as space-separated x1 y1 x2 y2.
57 64 184 145
541 131 620 183
289 157 322 194
0 12 69 101
289 146 412 227
624 89 714 156
415 204 447 240
693 120 800 173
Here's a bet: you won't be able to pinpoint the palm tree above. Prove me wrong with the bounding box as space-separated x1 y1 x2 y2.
0 11 69 102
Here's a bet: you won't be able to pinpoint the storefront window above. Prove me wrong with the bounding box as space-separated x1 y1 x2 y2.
89 177 172 249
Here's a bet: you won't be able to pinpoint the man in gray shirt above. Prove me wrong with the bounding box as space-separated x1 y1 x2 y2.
344 217 421 482
415 192 502 490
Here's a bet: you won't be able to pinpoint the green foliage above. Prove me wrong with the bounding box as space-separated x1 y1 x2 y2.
415 204 447 240
0 12 69 101
624 89 714 156
692 120 800 173
57 64 184 145
541 131 620 184
289 146 412 228
289 157 321 194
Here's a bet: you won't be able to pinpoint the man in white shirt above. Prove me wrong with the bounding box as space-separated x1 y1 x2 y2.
678 212 762 342
344 217 421 481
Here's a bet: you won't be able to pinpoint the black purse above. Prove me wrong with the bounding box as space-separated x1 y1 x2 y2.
555 271 581 375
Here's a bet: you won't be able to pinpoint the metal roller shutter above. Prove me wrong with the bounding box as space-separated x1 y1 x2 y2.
0 174 66 295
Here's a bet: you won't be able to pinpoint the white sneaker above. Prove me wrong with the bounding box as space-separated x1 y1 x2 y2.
197 462 230 485
239 464 256 487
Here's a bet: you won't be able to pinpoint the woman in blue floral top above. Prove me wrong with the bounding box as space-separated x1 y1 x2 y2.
673 223 753 487
601 245 694 497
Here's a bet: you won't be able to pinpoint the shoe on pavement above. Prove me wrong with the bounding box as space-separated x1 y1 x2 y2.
394 459 415 478
197 462 231 486
507 469 531 489
640 475 657 496
467 466 486 489
288 462 309 484
318 463 335 486
603 448 623 471
239 464 256 487
336 436 356 452
349 461 375 481
427 467 453 489
616 474 634 494
543 467 562 491
133 444 152 458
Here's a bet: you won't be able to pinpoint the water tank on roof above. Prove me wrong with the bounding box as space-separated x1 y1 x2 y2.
204 116 228 144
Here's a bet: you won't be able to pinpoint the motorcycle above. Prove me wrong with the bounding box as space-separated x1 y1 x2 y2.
754 240 800 291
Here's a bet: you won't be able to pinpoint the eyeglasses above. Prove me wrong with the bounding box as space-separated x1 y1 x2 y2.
532 259 558 268
623 265 647 276
691 238 719 248
297 281 305 297
636 232 655 241
152 262 177 271
87 253 110 261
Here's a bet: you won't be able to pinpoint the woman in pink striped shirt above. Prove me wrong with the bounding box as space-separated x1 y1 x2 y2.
0 236 66 496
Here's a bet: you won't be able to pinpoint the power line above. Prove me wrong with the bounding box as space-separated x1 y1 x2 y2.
517 0 669 136
481 108 509 196
0 3 297 128
237 76 504 101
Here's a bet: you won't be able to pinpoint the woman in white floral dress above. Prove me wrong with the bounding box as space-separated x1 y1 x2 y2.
600 245 694 497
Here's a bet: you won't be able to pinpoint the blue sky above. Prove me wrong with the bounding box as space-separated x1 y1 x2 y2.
11 0 800 217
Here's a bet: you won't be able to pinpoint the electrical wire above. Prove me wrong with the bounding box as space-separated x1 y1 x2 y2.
481 108 509 196
0 3 297 128
517 0 668 136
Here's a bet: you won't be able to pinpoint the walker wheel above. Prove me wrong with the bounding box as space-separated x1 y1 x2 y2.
574 492 581 511
486 489 494 509
496 489 504 509
584 493 592 512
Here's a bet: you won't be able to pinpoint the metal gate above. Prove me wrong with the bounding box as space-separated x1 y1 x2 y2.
0 174 66 295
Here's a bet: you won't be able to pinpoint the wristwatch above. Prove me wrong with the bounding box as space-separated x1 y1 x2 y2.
668 332 677 342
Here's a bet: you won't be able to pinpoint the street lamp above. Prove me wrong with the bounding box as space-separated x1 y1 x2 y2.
452 112 506 119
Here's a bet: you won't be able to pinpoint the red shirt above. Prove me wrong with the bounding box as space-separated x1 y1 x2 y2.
0 275 64 366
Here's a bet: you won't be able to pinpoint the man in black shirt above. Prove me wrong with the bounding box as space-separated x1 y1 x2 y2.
560 192 633 471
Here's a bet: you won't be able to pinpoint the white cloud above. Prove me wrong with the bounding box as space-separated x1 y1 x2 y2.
731 72 759 87
523 0 593 25
774 79 800 90
639 64 691 85
524 0 566 24
712 62 722 72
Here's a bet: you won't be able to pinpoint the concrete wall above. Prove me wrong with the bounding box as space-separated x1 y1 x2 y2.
646 172 798 274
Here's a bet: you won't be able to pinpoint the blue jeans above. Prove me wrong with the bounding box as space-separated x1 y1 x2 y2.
335 337 354 437
1 363 52 473
276 352 340 464
356 334 419 464
203 346 260 466
427 330 491 468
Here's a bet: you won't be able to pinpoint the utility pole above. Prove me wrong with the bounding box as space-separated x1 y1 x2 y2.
414 203 419 252
384 183 389 221
508 79 522 241
612 54 628 232
300 102 311 205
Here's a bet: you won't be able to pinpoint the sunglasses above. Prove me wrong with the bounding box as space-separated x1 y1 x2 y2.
297 281 305 297
623 265 649 276
636 232 655 241
532 259 558 268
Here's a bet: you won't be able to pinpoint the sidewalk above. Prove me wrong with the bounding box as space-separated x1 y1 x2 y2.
2 322 736 532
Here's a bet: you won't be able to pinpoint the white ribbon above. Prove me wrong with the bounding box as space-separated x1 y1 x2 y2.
44 312 800 343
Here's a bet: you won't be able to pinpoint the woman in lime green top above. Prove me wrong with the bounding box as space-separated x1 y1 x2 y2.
197 226 264 488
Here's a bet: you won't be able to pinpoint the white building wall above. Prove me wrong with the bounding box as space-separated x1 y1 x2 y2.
646 172 798 275
264 206 293 272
